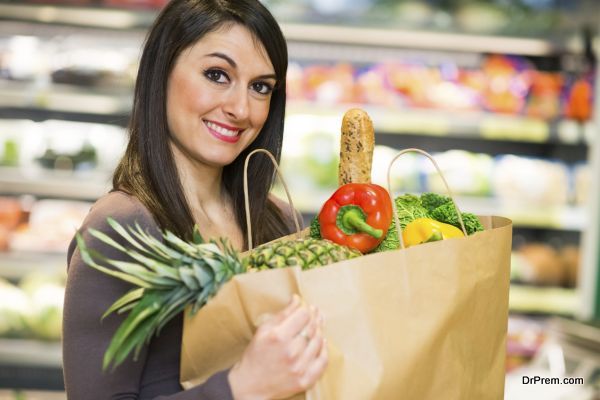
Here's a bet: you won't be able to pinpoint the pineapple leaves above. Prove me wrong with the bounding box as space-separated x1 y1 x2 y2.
88 227 127 253
131 223 183 260
76 234 152 289
103 259 176 288
191 285 215 314
179 268 200 291
107 218 155 256
192 263 213 287
77 218 246 370
154 287 195 334
192 226 205 245
111 316 155 369
163 231 199 255
102 288 145 320
103 292 163 371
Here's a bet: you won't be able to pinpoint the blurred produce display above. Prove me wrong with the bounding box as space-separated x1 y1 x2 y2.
422 150 494 197
264 0 595 37
506 316 548 372
0 195 91 254
493 155 570 207
49 43 138 88
511 243 580 288
0 391 66 400
0 34 139 88
0 272 65 341
0 197 24 251
286 55 595 122
0 119 126 172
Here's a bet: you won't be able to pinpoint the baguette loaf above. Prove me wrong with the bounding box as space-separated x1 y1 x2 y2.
338 108 375 185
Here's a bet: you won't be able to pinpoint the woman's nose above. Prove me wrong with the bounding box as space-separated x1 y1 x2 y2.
222 85 250 121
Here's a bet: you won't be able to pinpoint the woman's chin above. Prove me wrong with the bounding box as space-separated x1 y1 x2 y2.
202 153 239 168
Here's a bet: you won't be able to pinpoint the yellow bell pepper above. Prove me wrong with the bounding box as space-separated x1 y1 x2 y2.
402 218 464 248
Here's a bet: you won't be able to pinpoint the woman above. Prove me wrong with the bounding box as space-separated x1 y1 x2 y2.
62 0 327 398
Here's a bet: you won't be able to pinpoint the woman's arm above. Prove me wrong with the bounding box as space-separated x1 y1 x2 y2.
63 191 233 400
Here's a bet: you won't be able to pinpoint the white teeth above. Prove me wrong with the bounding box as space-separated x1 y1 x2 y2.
206 121 239 137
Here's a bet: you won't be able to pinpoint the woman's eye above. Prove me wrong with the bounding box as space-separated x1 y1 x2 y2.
204 69 228 84
251 81 274 95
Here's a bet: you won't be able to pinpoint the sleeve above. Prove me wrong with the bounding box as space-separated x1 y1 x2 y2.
62 193 234 400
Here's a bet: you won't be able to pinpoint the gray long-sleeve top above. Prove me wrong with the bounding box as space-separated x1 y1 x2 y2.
63 191 234 399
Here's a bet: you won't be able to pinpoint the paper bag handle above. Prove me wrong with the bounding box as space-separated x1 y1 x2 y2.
386 148 467 249
243 148 302 250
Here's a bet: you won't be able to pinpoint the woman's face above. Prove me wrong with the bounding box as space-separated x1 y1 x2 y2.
166 23 276 168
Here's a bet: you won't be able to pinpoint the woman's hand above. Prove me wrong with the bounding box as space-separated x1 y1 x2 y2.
228 295 328 400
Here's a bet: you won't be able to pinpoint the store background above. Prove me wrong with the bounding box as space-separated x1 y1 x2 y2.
0 0 598 398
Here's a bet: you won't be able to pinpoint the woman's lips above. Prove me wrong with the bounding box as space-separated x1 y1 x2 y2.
205 120 242 143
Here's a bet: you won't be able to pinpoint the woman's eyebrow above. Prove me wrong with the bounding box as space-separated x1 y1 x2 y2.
205 52 237 68
255 73 277 81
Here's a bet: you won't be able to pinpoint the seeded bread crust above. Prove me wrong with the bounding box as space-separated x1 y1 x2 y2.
338 108 374 185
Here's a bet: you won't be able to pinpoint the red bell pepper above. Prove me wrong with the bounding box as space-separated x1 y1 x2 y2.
318 183 393 253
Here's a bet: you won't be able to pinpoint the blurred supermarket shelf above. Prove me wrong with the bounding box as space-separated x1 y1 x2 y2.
0 251 65 281
287 102 594 146
0 338 63 391
0 339 61 368
282 23 572 56
0 167 111 200
0 2 593 56
0 81 131 126
509 284 578 316
287 188 587 231
549 317 600 352
0 2 155 30
455 196 587 231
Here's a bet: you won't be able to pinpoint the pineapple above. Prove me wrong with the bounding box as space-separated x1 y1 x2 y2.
248 237 361 270
76 218 361 370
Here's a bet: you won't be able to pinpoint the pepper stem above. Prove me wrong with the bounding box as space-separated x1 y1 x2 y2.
337 205 383 239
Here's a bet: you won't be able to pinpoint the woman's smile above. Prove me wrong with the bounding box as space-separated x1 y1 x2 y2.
204 120 243 143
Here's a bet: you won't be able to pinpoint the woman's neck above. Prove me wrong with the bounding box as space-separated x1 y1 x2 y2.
169 142 244 248
169 142 226 216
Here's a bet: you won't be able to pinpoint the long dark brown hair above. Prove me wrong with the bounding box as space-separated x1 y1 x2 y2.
113 0 291 248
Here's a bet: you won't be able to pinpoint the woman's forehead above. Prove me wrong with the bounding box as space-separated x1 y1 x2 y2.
181 23 273 71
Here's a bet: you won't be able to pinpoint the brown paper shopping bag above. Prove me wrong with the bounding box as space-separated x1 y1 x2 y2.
180 148 512 400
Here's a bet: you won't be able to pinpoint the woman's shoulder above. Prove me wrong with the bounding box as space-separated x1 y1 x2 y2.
67 191 160 263
85 190 156 229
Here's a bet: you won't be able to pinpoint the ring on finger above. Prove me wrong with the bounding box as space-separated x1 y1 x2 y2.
299 329 310 342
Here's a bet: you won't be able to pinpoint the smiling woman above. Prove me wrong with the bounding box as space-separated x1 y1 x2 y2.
166 24 275 167
63 1 328 399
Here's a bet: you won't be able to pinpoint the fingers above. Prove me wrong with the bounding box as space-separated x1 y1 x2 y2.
274 299 312 340
277 295 303 322
285 306 321 359
259 295 302 328
289 321 329 393
300 337 329 389
293 308 325 368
